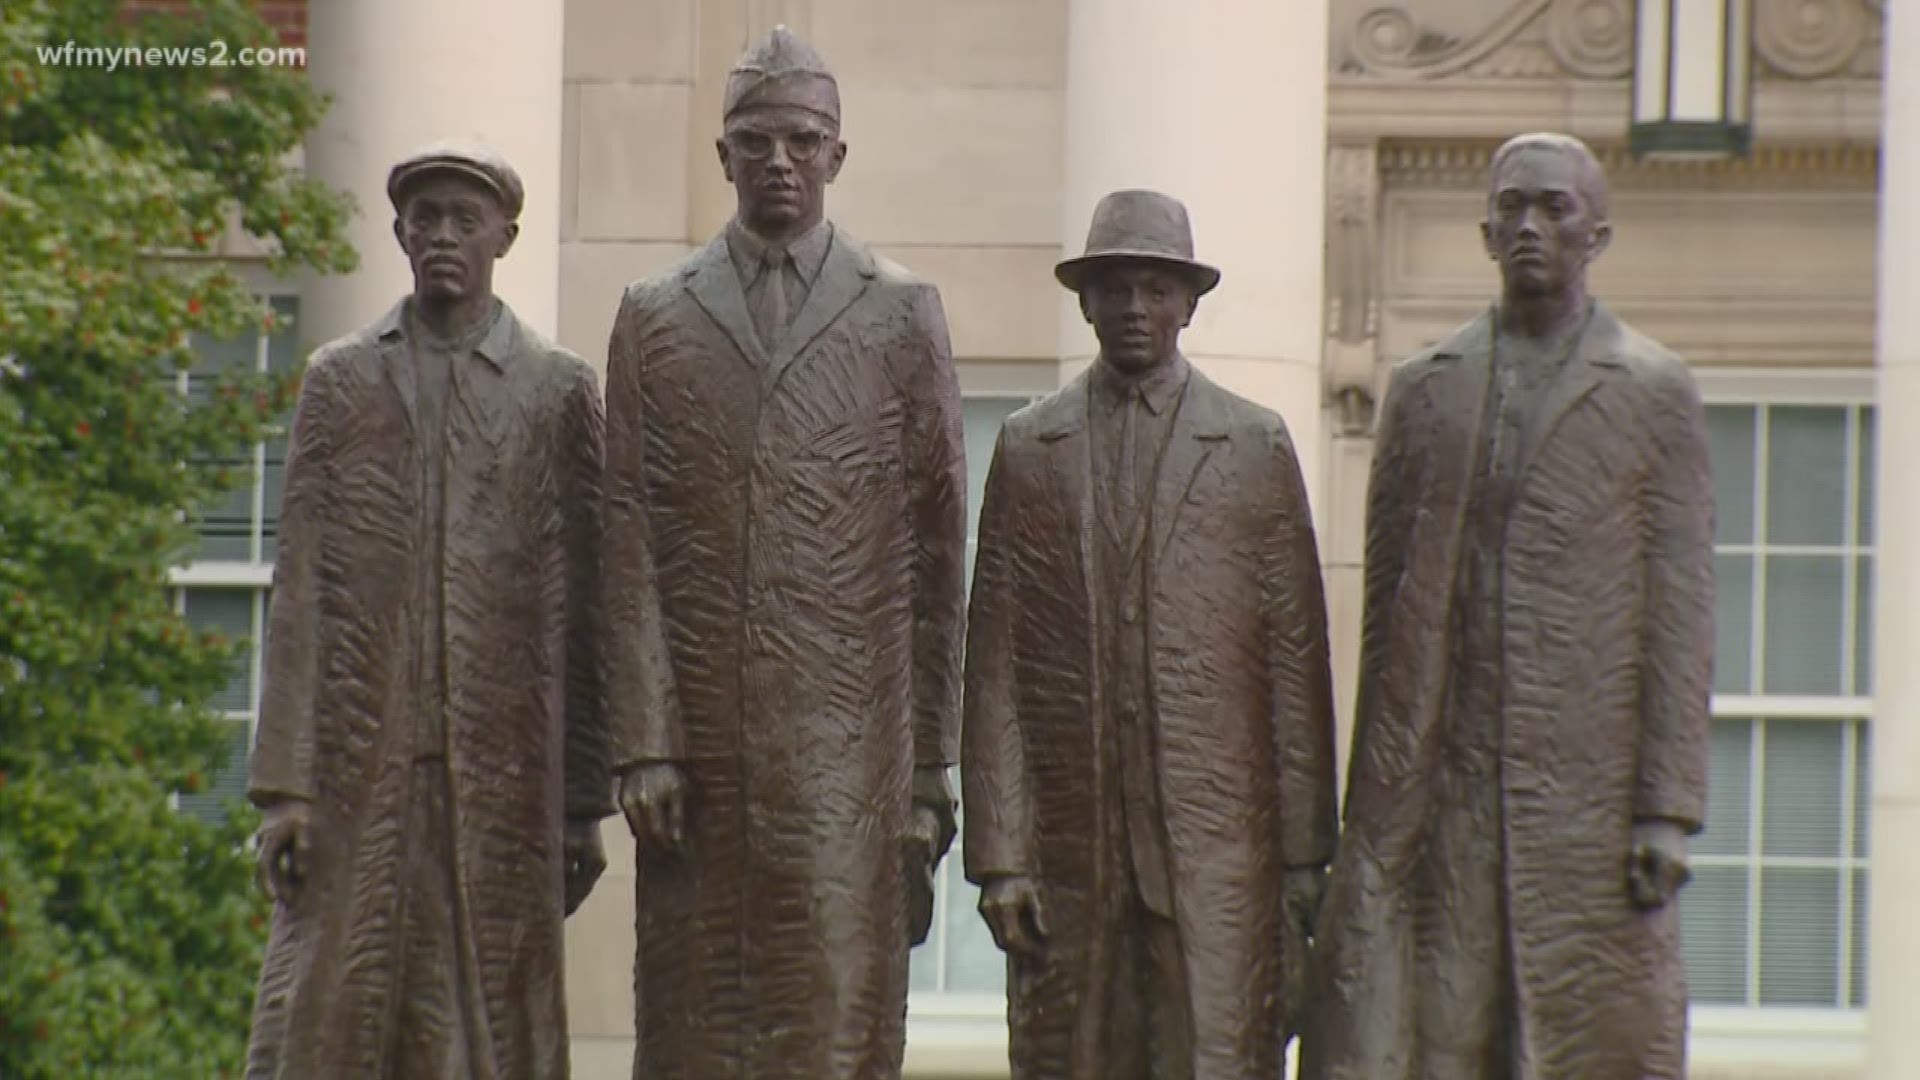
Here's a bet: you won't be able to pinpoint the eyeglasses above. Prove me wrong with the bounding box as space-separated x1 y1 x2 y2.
725 128 834 164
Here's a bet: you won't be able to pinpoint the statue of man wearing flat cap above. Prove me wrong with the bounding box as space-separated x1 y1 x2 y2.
242 141 613 1079
1301 132 1713 1080
602 25 967 1079
962 189 1339 1079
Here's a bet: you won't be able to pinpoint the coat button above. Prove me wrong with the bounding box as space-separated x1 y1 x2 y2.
1122 599 1139 624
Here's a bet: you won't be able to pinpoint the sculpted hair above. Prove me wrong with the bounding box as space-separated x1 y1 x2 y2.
1489 132 1611 220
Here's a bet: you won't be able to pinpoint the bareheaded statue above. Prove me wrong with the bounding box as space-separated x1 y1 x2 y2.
1302 132 1714 1080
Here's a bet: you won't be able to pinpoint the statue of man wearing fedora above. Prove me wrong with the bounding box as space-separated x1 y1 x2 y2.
602 25 966 1078
962 189 1339 1078
242 141 612 1079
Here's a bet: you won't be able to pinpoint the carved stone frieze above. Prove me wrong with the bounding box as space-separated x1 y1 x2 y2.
1377 138 1879 192
1334 0 1881 82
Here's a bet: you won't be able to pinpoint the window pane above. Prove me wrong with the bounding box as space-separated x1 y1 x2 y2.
178 720 252 825
183 588 254 712
1851 868 1870 1008
1708 404 1757 545
189 328 259 377
1765 406 1847 546
1699 719 1752 856
1855 555 1874 696
1714 554 1755 694
1681 865 1749 1005
263 436 288 561
267 297 301 374
1762 555 1846 695
1761 719 1845 858
1858 407 1876 542
194 477 256 561
1758 867 1842 1007
1855 723 1872 860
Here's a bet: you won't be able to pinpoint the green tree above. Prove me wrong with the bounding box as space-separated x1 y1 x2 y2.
0 2 352 1073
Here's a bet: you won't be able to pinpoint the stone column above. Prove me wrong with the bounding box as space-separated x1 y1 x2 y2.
1869 0 1920 1073
302 0 565 345
1057 0 1329 501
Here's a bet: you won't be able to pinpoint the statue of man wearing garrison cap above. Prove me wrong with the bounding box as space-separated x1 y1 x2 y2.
603 25 967 1079
242 141 613 1079
962 188 1339 1078
1301 132 1713 1080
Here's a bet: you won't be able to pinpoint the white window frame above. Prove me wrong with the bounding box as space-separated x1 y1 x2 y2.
167 292 297 817
1688 367 1872 1072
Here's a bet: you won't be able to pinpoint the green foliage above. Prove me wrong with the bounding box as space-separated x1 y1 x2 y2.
0 2 352 1074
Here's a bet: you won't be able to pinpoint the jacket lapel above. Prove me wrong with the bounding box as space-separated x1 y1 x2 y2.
765 229 876 395
452 304 518 449
374 302 419 439
684 236 770 371
1149 368 1233 564
1515 302 1626 485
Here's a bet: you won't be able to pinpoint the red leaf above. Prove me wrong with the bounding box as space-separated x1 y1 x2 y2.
188 297 204 316
73 420 91 438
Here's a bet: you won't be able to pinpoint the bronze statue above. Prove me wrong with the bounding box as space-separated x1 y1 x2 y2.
602 26 966 1079
1300 133 1714 1080
962 189 1339 1079
243 142 610 1078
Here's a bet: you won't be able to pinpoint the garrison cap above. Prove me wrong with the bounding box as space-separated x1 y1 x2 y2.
723 25 840 124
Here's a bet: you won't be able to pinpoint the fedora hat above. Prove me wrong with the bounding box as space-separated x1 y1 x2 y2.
1055 189 1220 296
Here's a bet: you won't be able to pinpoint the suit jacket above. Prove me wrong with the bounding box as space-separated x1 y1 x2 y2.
1302 303 1714 1080
603 222 967 1080
244 301 607 1080
962 362 1338 1080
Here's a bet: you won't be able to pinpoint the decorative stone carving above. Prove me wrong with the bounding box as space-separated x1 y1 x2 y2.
1755 0 1874 79
1336 0 1881 81
1544 0 1633 78
1348 1 1551 79
1325 144 1382 434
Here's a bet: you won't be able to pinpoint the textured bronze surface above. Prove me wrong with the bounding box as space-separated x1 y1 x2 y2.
602 25 967 1080
1301 133 1715 1080
243 146 611 1079
963 189 1339 1079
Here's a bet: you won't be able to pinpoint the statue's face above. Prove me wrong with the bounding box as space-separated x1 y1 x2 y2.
1481 146 1610 298
394 172 516 306
1079 262 1198 376
718 104 846 238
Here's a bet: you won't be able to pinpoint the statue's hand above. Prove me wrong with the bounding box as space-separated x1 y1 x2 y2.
979 874 1049 960
563 819 607 916
254 798 311 906
1628 819 1692 909
616 762 688 856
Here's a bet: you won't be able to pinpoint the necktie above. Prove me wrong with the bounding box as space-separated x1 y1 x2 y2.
751 247 791 352
1114 388 1142 543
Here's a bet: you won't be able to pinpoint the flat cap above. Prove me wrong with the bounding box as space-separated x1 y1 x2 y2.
387 139 525 220
723 25 840 123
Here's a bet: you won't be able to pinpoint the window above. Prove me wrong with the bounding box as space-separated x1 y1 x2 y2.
172 296 299 822
1681 399 1873 1011
910 394 1036 1004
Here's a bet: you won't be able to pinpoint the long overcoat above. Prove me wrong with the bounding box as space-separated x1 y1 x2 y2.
603 224 967 1079
1300 305 1714 1080
961 366 1338 1080
244 302 610 1079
